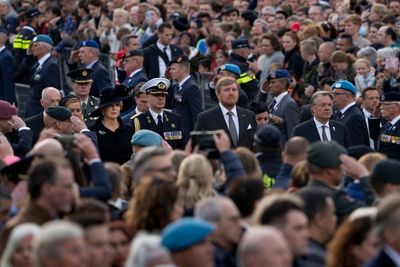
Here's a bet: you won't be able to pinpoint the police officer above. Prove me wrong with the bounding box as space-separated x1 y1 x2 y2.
67 68 100 124
369 92 400 160
132 78 184 149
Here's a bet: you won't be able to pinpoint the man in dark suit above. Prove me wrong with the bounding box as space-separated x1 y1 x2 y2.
66 68 100 124
0 27 16 105
68 40 112 97
143 22 183 79
169 55 203 143
332 80 370 146
121 82 149 125
364 194 400 267
293 91 352 148
132 78 184 149
369 92 400 160
195 77 256 149
267 69 300 144
121 49 148 89
26 35 60 117
25 87 61 145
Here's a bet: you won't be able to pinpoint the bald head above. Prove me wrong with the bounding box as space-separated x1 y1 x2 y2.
41 87 61 110
318 42 336 64
238 226 292 267
32 138 64 158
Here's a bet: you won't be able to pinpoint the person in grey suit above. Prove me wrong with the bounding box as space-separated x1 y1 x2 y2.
194 77 256 149
292 91 352 148
267 69 300 144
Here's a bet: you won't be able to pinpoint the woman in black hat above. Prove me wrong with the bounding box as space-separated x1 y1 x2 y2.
88 86 134 164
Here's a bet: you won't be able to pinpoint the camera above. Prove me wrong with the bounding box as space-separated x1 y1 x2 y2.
190 131 219 159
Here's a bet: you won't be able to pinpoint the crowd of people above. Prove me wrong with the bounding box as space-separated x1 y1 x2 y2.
2 0 400 266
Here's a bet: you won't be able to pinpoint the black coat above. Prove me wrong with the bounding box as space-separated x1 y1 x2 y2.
0 47 16 104
26 56 60 117
194 105 257 149
142 44 183 79
122 69 148 89
369 117 400 160
283 48 304 81
132 110 184 149
363 249 396 267
25 112 44 145
292 119 352 148
333 104 370 146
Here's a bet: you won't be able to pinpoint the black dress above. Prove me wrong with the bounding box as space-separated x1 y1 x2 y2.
89 117 134 164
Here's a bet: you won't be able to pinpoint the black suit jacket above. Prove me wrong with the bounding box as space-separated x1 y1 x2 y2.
363 249 396 267
333 104 369 146
194 105 257 149
143 44 183 79
292 118 352 148
122 69 148 89
25 112 44 145
369 117 400 160
132 110 184 149
0 47 16 104
26 56 60 117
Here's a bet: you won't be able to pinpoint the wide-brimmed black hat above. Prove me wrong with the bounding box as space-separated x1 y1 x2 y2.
89 85 132 118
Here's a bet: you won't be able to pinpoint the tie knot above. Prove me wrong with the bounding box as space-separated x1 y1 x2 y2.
157 114 162 119
227 111 234 117
322 125 327 128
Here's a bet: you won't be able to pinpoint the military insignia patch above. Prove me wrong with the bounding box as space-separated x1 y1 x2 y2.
158 82 166 90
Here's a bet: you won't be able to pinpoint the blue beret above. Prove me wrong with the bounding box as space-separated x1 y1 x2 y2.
79 40 100 49
232 38 250 49
161 218 214 251
332 80 357 95
140 78 170 95
254 124 280 148
46 106 71 121
217 64 241 77
32 34 53 46
131 130 163 146
381 91 400 102
267 69 291 81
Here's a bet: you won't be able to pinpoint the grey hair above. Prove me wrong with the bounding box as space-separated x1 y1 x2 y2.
357 47 377 66
33 221 84 267
377 47 399 60
310 91 333 106
124 232 171 267
132 146 167 183
0 223 41 267
194 197 223 223
41 87 60 99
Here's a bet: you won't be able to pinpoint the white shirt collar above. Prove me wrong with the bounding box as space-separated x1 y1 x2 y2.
313 117 330 128
391 114 400 125
219 103 237 117
178 75 191 87
156 41 169 51
384 245 400 267
129 68 142 77
0 46 5 53
86 60 98 69
149 108 163 122
363 108 372 118
340 101 356 114
38 53 51 66
274 91 288 105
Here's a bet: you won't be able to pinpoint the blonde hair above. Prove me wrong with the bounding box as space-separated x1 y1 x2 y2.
358 152 387 172
354 58 371 70
176 154 217 210
371 3 390 19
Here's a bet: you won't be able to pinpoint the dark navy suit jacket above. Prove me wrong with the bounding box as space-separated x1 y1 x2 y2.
333 104 369 146
292 118 352 148
25 112 44 145
26 56 60 117
363 249 396 267
143 44 182 79
122 69 148 89
0 47 16 104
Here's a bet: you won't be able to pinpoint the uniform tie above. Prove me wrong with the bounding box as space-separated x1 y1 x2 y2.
227 111 238 146
157 114 163 133
82 102 87 117
269 99 277 112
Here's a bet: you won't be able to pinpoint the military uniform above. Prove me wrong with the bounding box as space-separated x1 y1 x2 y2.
132 77 184 149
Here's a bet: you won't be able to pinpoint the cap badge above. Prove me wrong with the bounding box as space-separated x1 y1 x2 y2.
335 83 341 88
158 82 166 90
82 71 87 77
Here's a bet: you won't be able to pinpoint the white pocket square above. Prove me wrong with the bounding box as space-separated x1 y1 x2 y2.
247 124 252 130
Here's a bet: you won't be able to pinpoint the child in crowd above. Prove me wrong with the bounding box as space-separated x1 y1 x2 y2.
354 58 376 97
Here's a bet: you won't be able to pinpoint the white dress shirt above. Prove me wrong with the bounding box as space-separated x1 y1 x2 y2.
178 75 191 91
156 41 171 77
313 117 332 141
272 91 288 110
363 108 375 149
219 103 239 136
340 101 356 115
149 108 163 123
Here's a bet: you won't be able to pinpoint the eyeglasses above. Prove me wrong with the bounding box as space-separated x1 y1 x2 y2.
332 92 349 96
275 16 285 20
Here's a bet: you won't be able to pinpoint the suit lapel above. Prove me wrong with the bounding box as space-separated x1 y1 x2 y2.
329 122 338 141
310 120 322 141
237 108 249 142
216 107 230 134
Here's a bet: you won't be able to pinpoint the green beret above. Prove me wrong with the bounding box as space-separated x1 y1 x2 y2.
46 106 71 121
307 141 347 168
371 159 400 184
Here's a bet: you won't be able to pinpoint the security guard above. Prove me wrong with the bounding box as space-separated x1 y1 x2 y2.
369 91 400 160
132 78 184 149
67 68 100 125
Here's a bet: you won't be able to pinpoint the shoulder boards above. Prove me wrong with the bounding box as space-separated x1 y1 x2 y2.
130 112 142 120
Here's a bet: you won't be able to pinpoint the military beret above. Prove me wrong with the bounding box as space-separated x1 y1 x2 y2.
347 145 373 160
371 159 400 184
161 218 214 251
172 16 189 32
307 141 347 168
0 26 9 35
232 38 250 49
46 106 71 121
380 91 400 102
25 7 40 18
123 49 143 59
254 124 280 148
217 64 241 77
32 34 53 46
131 130 163 146
67 68 93 83
332 80 357 95
0 101 16 120
79 40 100 49
170 55 189 65
140 78 170 95
267 69 291 81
